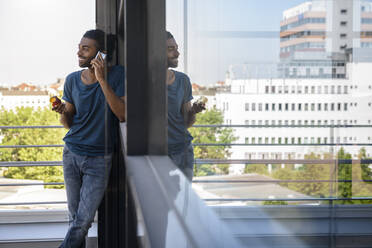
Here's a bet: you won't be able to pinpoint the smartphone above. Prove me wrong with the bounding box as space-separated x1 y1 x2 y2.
95 51 106 61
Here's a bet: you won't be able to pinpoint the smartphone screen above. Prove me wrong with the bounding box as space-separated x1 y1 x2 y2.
95 51 106 60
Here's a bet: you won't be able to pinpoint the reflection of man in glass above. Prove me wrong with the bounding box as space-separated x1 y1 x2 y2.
166 31 205 180
53 29 125 247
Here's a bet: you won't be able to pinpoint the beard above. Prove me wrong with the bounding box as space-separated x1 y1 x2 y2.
79 55 95 68
167 58 178 68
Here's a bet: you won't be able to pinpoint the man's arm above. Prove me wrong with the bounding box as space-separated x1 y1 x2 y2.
98 82 126 122
91 57 126 122
53 102 76 129
182 101 205 128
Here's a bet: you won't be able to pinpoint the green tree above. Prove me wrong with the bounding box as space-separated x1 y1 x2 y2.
189 107 237 176
0 107 66 188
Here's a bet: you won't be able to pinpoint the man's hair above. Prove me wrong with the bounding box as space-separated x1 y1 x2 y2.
83 29 105 51
83 29 116 62
166 31 174 40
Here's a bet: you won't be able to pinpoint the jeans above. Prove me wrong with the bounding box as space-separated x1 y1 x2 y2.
59 146 112 248
169 144 194 181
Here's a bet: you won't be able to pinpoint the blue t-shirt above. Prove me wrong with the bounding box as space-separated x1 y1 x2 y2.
168 70 193 155
62 65 125 156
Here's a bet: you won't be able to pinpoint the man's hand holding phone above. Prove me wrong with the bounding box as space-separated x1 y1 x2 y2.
91 51 107 82
50 96 65 114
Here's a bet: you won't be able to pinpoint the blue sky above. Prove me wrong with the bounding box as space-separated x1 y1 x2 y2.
0 0 306 86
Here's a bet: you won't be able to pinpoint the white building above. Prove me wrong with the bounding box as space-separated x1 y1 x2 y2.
216 61 372 175
0 90 50 111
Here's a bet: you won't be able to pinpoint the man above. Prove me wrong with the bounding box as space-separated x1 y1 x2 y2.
166 31 205 181
53 29 125 248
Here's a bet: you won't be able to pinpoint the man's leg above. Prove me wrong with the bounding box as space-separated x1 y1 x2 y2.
60 154 112 248
169 144 194 181
60 146 83 247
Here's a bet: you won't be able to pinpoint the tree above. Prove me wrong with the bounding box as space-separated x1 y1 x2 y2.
0 107 66 188
189 107 237 176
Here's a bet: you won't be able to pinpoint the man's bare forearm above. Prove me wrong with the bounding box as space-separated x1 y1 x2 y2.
60 112 73 129
186 109 196 128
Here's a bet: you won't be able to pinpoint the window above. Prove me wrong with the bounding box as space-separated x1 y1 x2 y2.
245 103 249 111
258 137 262 144
252 103 256 111
285 137 288 144
337 85 341 94
297 86 302 94
279 103 282 111
291 86 295 93
291 103 295 111
305 103 309 111
305 86 309 94
311 103 315 111
258 103 262 111
317 86 322 94
272 103 275 111
340 9 347 14
265 103 269 111
265 86 269 93
331 86 335 94
271 137 275 144
331 103 335 111
245 120 249 125
340 21 347 26
252 137 256 144
245 137 249 144
265 137 269 144
337 103 341 111
298 137 302 144
344 85 348 94
291 137 295 144
285 103 289 111
324 86 328 94
271 86 276 93
318 103 322 111
298 103 302 111
278 137 282 144
311 86 315 94
278 86 282 93
340 33 347 39
284 86 289 94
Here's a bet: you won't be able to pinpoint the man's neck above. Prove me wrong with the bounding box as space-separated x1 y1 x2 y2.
167 69 176 85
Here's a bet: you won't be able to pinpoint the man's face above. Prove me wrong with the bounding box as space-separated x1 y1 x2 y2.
167 38 179 68
77 37 99 68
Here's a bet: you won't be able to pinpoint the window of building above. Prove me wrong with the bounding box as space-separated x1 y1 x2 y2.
337 85 341 94
340 21 347 26
271 86 276 93
340 33 347 39
284 86 289 94
245 137 249 144
265 103 269 111
258 103 262 111
331 103 335 111
305 120 309 125
258 120 263 126
311 86 315 94
291 137 295 144
291 86 295 93
272 120 276 125
311 103 315 111
337 103 341 111
252 120 256 125
317 86 322 94
285 137 288 144
252 137 256 144
298 120 302 125
298 137 302 144
272 103 275 111
258 137 262 144
305 86 309 94
304 137 308 144
278 120 282 125
331 86 335 94
340 9 347 14
278 137 282 144
279 103 282 111
324 137 328 144
298 103 302 111
265 86 269 94
245 103 249 111
305 103 309 111
297 85 302 94
278 86 282 93
252 103 256 111
344 85 348 94
285 103 289 111
324 85 328 94
265 137 269 144
271 137 275 144
318 103 321 111
245 120 249 125
265 120 269 126
318 120 321 125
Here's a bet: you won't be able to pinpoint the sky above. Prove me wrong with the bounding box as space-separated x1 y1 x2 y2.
0 0 305 86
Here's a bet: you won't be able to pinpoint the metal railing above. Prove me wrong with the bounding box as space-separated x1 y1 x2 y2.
1 124 372 206
0 125 65 206
190 124 372 204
